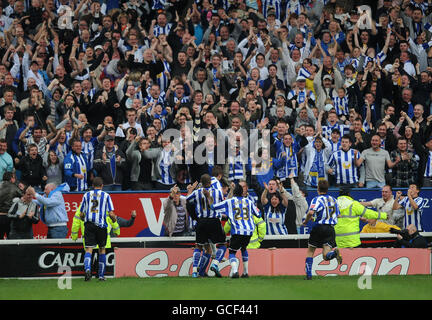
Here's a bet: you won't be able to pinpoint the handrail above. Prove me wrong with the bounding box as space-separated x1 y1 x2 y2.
0 232 431 245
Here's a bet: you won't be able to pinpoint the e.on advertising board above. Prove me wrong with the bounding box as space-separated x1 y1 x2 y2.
114 248 431 277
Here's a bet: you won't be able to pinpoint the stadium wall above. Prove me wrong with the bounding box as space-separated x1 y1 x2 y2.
114 247 431 277
32 188 432 239
0 236 431 278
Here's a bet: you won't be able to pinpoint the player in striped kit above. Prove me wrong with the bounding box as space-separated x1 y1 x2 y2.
212 184 261 278
393 184 426 232
326 135 361 187
79 177 116 281
302 180 342 280
186 174 226 278
210 166 224 195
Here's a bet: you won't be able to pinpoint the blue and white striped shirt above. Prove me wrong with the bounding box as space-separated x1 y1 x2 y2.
213 196 260 236
157 149 175 186
186 187 224 219
156 60 171 93
211 176 223 194
264 203 288 235
153 23 173 37
228 154 244 182
80 189 114 229
425 151 432 177
287 88 315 104
262 0 282 19
286 0 302 16
80 137 98 171
322 123 349 140
332 96 349 116
328 139 342 154
308 194 339 225
275 145 298 179
399 196 425 231
327 149 360 185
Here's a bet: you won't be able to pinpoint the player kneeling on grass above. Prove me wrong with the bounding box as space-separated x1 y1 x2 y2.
210 184 261 278
77 177 117 281
302 179 342 280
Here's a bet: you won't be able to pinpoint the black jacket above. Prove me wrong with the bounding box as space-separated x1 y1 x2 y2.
0 181 22 213
15 155 46 187
93 146 127 186
397 231 428 248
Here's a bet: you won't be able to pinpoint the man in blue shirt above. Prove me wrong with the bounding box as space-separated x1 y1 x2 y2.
29 182 69 238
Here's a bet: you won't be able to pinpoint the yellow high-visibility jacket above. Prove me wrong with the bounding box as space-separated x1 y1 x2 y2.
335 195 387 248
71 205 120 249
224 215 267 249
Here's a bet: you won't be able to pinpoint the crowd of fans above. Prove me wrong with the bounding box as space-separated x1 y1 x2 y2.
1 0 432 198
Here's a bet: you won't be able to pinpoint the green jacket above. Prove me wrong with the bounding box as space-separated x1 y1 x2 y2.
335 195 387 248
224 215 267 249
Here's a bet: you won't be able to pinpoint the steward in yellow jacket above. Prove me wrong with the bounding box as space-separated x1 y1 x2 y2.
224 215 266 249
71 205 120 249
335 188 388 248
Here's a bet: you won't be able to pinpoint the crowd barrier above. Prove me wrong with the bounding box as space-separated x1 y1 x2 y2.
32 188 432 239
0 234 431 278
115 247 431 277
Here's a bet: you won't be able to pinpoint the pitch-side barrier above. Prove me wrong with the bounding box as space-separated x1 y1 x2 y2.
0 233 430 278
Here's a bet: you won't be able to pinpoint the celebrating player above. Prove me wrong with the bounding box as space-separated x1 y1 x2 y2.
79 177 117 281
302 179 342 280
212 184 261 278
186 174 225 277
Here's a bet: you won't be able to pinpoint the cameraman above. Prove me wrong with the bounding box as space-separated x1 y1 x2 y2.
390 224 428 248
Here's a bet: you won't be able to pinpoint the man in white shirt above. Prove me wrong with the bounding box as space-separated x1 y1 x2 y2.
115 109 144 138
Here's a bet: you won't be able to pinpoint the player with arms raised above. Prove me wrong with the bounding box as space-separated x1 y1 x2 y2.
211 184 261 278
302 179 342 280
79 177 117 281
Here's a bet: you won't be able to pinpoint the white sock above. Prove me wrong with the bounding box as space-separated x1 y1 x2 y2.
230 258 238 275
243 261 248 275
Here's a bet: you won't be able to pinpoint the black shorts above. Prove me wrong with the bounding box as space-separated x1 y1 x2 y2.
84 222 107 249
195 218 226 246
308 224 336 249
229 234 252 252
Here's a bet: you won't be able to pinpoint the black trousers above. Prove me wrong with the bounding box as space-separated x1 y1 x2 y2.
0 216 10 239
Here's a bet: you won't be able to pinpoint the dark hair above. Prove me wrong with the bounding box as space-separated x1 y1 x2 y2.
341 134 352 143
211 165 224 178
2 171 15 182
318 180 329 193
233 184 243 197
339 186 351 197
127 127 138 135
93 177 104 187
201 174 212 188
47 150 59 165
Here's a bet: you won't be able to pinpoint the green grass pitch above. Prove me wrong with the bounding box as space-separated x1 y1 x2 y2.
1 275 431 300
